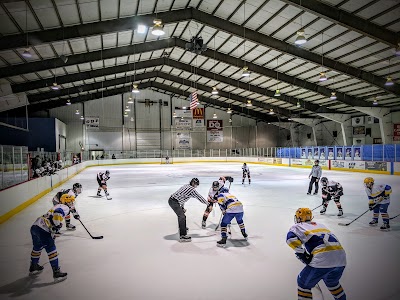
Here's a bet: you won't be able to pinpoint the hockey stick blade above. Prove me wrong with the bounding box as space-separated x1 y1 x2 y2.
92 235 104 239
338 223 350 226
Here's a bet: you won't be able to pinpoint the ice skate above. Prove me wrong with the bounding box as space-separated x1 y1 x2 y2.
369 219 378 226
66 223 76 231
242 231 248 241
313 191 318 195
96 191 101 197
201 221 206 229
217 237 227 248
52 266 67 283
380 223 390 231
337 209 343 218
179 235 191 243
307 192 311 195
320 207 326 215
29 263 44 276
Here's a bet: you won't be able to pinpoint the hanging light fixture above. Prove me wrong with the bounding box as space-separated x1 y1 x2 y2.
319 72 327 82
269 108 274 115
173 112 177 118
211 87 219 95
213 113 217 119
246 100 252 107
395 43 400 56
124 113 129 117
132 84 140 93
296 100 301 108
127 96 133 104
22 3 32 58
274 89 281 97
80 115 84 120
125 106 131 112
385 76 394 86
275 57 280 96
319 32 328 82
373 97 378 105
22 48 32 58
229 118 232 123
51 82 60 90
75 109 80 115
295 29 307 45
330 92 337 100
227 108 232 114
151 19 165 36
66 99 71 105
241 66 250 77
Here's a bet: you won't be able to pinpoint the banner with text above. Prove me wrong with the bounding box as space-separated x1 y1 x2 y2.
207 119 223 142
85 116 99 129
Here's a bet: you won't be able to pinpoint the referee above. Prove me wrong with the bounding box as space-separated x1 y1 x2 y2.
169 178 208 242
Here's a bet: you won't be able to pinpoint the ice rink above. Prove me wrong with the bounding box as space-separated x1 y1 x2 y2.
0 162 399 300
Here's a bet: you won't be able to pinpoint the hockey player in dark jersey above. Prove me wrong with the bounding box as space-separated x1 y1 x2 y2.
320 177 344 217
97 170 110 198
51 183 82 230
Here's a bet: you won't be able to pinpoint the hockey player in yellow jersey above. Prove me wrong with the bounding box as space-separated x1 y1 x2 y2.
364 177 392 231
29 194 76 282
286 208 347 300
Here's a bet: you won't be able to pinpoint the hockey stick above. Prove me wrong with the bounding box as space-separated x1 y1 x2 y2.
78 219 103 239
215 180 232 231
311 204 324 211
390 213 400 220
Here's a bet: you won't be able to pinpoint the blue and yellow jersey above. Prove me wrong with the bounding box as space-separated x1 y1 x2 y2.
33 204 70 233
217 192 243 213
286 221 346 268
365 184 391 205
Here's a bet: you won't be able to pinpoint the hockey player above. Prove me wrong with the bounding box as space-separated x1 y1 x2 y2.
216 187 247 247
364 177 392 231
97 170 110 197
242 163 251 184
287 208 347 300
52 183 82 230
320 177 344 217
169 178 209 242
29 194 77 282
307 160 322 195
201 176 233 229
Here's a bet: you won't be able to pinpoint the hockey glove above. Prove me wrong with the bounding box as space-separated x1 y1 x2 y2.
369 204 375 211
295 252 313 265
225 176 234 183
73 214 80 220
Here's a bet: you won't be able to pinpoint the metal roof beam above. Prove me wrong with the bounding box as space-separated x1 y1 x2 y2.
279 0 400 48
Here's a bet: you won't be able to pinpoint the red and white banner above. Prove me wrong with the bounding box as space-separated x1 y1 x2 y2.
207 120 223 142
394 124 400 141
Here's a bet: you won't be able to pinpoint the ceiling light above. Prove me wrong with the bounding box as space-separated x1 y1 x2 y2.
211 87 218 95
75 109 80 115
385 76 394 86
127 96 133 104
227 108 232 114
124 113 129 117
132 84 140 94
173 112 177 118
241 66 250 77
80 115 84 120
125 106 131 112
246 100 252 107
229 118 232 123
51 82 60 90
288 118 292 121
269 108 274 115
330 92 337 100
22 48 32 58
274 89 281 97
319 72 327 82
295 29 307 45
395 44 400 56
373 98 378 105
296 100 300 108
137 24 147 34
151 19 165 36
66 99 71 105
213 113 217 119
130 117 134 121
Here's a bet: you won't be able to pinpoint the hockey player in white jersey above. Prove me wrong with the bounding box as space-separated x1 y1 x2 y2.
51 182 82 230
201 176 233 229
29 194 76 282
242 163 251 184
287 208 347 300
364 177 392 231
97 170 111 198
320 177 344 217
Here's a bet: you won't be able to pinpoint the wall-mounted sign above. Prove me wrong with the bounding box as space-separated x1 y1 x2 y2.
85 116 99 129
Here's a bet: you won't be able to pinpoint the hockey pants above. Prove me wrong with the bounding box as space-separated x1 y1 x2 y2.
203 202 214 221
297 265 346 300
30 225 59 268
220 212 245 238
308 177 319 194
372 203 390 224
168 197 187 236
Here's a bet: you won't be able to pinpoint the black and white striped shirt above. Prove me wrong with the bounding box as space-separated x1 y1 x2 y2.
170 184 208 206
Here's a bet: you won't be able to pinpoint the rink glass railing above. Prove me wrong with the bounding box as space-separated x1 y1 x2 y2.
1 144 399 190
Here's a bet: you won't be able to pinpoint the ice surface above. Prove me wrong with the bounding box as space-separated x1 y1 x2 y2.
0 163 399 300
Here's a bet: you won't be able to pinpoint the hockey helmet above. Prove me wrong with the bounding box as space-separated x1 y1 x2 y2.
190 178 200 186
60 194 75 205
295 208 312 223
364 177 374 188
243 163 247 166
320 177 328 186
73 183 82 194
105 170 110 176
315 160 319 164
219 187 229 193
212 181 220 191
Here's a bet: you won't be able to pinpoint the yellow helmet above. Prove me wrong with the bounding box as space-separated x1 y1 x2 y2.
364 177 374 187
60 194 75 205
295 208 313 223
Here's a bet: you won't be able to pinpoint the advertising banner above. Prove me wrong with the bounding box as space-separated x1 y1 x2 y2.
327 147 334 160
307 148 313 160
351 116 364 126
174 109 192 118
353 146 362 160
175 132 191 149
344 147 353 160
394 124 400 142
301 148 306 158
85 116 99 129
336 147 344 159
313 147 319 160
193 119 204 128
319 147 326 160
174 118 191 130
207 120 223 142
365 161 387 171
192 107 204 119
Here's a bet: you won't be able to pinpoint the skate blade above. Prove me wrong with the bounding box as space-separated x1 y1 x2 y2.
29 270 43 276
369 224 378 227
54 276 67 283
179 239 192 243
380 228 391 231
217 244 226 248
66 228 76 231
